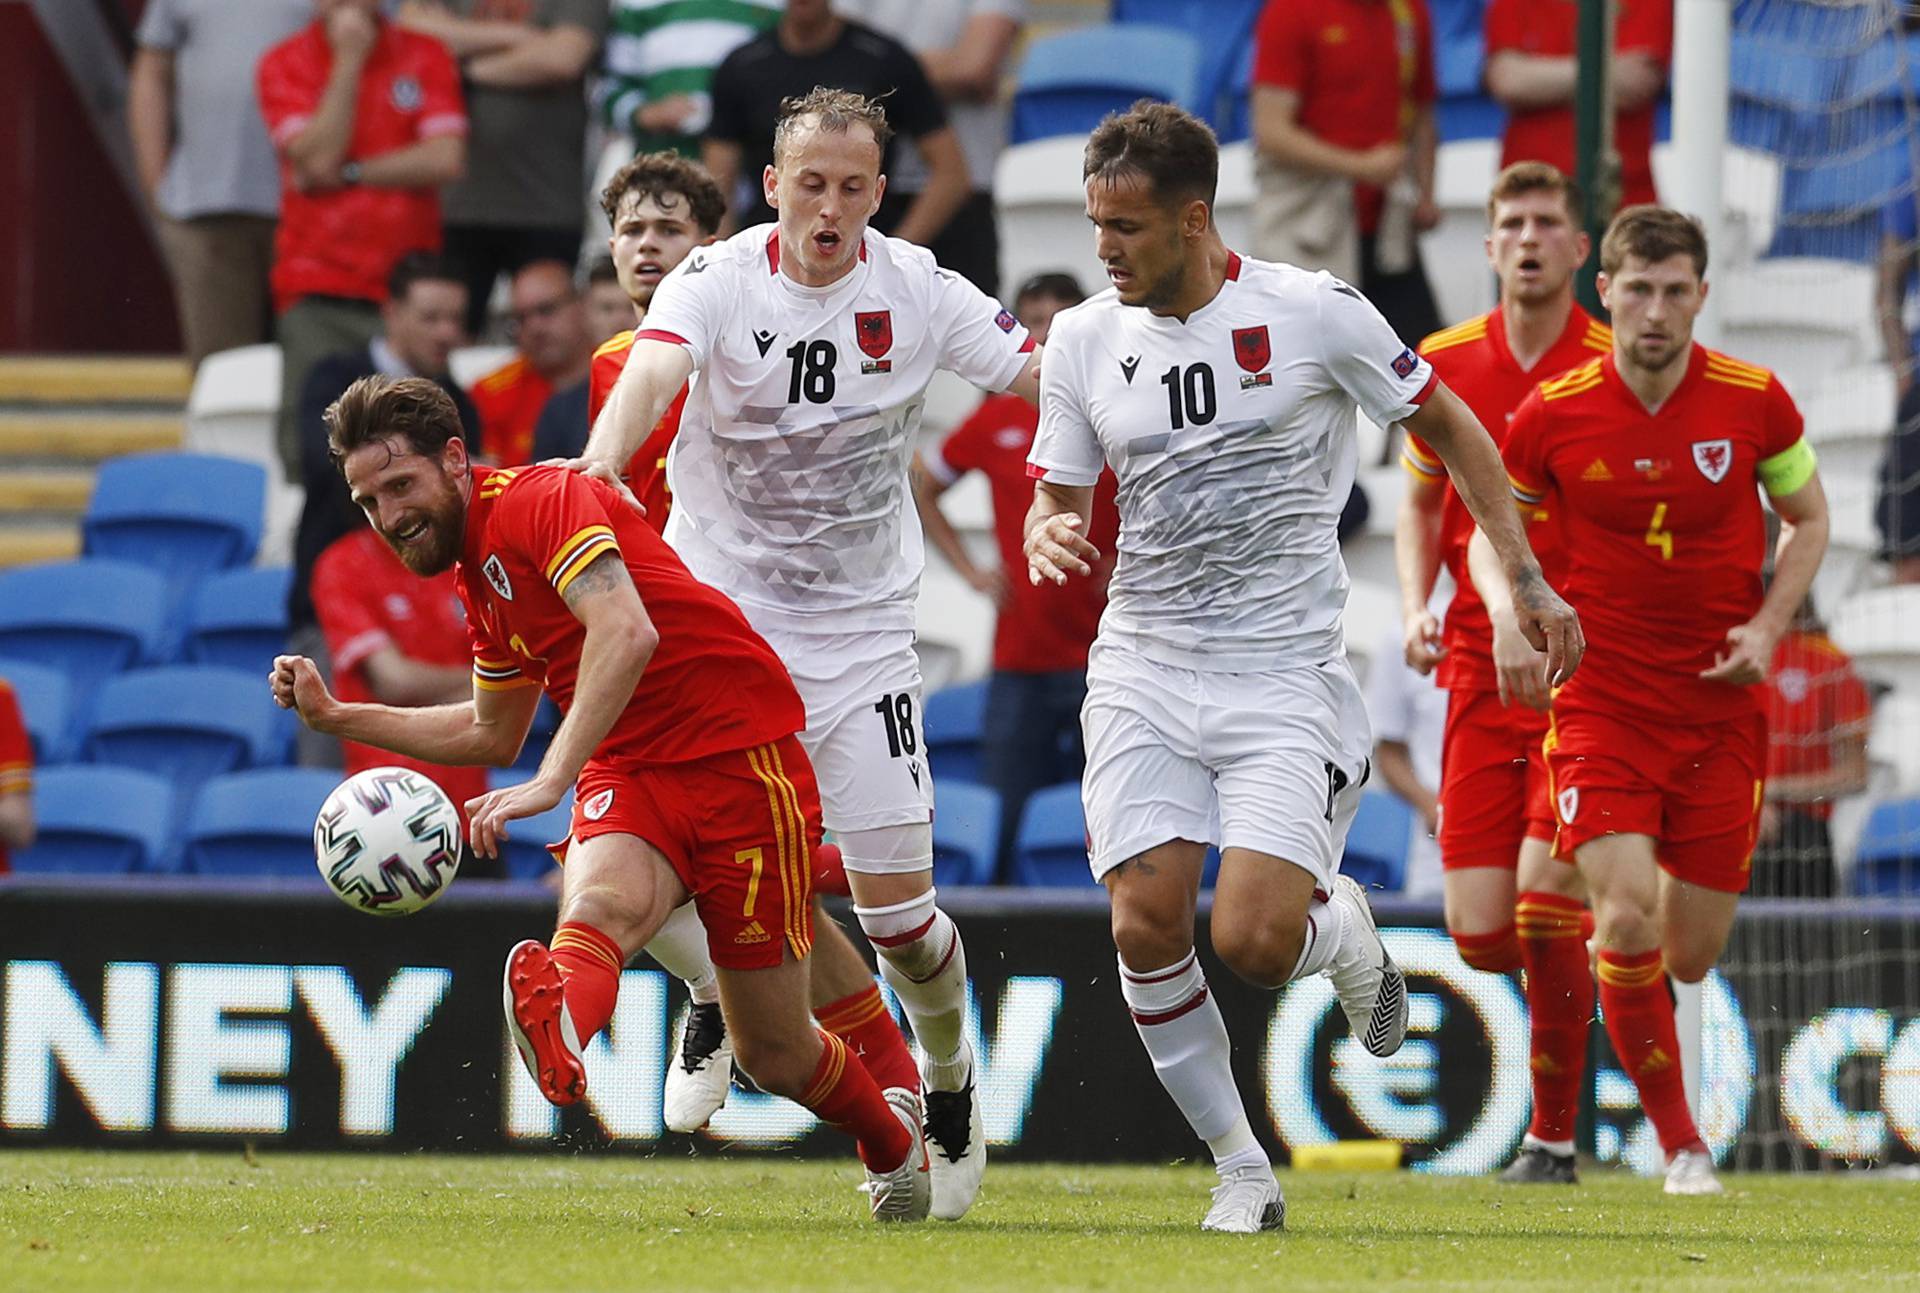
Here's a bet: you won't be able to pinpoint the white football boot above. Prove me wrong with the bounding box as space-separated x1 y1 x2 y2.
1325 875 1409 1057
662 1001 733 1133
863 1087 932 1222
923 1045 985 1220
1663 1148 1725 1196
1200 1165 1286 1233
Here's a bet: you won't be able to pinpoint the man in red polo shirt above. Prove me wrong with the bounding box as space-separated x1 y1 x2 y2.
469 260 595 465
1250 0 1443 347
1485 0 1671 214
309 524 492 856
911 271 1114 875
258 0 467 486
0 675 33 873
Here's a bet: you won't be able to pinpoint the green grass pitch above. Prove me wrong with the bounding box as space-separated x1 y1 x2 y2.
3 1151 1914 1291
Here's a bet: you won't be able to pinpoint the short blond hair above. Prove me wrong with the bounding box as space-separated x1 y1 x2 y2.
1601 205 1709 278
1486 161 1584 226
772 87 893 167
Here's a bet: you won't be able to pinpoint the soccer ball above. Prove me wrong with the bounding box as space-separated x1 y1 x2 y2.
314 767 463 916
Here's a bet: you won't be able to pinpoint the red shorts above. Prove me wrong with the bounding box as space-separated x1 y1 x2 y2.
560 734 823 970
1543 703 1766 894
1437 688 1555 871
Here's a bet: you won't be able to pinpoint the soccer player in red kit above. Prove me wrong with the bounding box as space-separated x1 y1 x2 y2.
1494 207 1829 1195
271 375 932 1221
1395 162 1609 1183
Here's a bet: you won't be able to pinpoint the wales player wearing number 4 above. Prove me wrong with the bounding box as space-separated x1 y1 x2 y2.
572 88 1041 1221
1487 207 1828 1196
1023 102 1584 1233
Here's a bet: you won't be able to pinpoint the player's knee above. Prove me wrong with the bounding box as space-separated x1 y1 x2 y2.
1451 925 1523 973
558 882 649 951
1110 901 1193 973
1591 899 1657 954
1213 917 1303 990
1664 948 1713 985
729 1030 811 1100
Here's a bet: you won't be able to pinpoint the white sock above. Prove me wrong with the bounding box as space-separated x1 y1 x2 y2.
1118 951 1260 1170
855 890 970 1086
1523 1133 1575 1158
1289 896 1347 982
639 901 719 1006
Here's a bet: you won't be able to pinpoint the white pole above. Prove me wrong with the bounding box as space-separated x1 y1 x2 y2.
1670 0 1733 347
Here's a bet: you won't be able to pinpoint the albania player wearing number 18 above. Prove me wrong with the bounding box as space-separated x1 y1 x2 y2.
1394 162 1610 1186
1494 207 1830 1197
1024 103 1583 1233
586 152 925 1143
575 87 1043 1222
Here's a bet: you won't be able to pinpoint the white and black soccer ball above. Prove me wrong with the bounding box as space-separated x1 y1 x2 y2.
314 767 463 916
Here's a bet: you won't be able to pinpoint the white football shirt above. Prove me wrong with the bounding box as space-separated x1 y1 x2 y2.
1030 254 1435 672
636 224 1035 634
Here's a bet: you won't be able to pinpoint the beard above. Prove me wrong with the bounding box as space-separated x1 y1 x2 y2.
381 506 461 577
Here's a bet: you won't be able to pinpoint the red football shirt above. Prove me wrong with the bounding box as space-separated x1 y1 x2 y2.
470 357 555 469
1404 305 1611 690
1502 344 1806 724
0 678 31 875
1485 0 1670 210
257 19 466 313
1765 630 1872 821
311 528 491 810
931 393 1118 673
1253 0 1436 233
587 329 688 534
457 465 804 764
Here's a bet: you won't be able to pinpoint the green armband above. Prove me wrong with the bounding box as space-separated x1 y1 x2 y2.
1758 437 1817 497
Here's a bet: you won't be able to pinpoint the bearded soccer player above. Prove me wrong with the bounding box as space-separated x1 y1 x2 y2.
572 87 1040 1221
1394 161 1610 1185
589 149 924 1141
1024 102 1583 1232
271 375 932 1221
1491 207 1829 1196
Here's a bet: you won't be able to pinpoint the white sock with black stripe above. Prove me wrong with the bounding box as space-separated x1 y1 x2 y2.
1118 951 1266 1175
1288 895 1347 983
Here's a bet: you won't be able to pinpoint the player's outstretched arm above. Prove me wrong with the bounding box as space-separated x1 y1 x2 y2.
269 654 540 767
1466 527 1551 710
1702 471 1830 685
575 339 694 475
1393 469 1447 674
1404 382 1584 684
1023 479 1099 586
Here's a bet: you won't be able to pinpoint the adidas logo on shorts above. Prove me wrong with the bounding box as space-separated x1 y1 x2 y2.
734 920 772 946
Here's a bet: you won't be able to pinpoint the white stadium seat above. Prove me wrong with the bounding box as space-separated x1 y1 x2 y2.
1719 259 1879 394
916 563 996 692
450 345 516 391
1868 689 1920 794
1831 585 1920 694
995 135 1104 297
1802 363 1897 485
185 343 300 566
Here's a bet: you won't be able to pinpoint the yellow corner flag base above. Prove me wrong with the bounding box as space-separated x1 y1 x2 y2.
1290 1140 1403 1172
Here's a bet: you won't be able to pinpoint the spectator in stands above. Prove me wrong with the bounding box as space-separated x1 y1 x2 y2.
1752 601 1873 897
1249 0 1443 348
599 0 780 159
704 0 969 249
1364 616 1447 901
0 674 32 873
832 0 1026 296
526 260 624 467
309 524 500 875
396 0 607 338
289 254 480 655
258 0 467 486
1880 393 1920 583
1484 0 1669 216
469 260 594 466
911 272 1113 875
129 0 309 370
582 257 632 347
1877 199 1920 398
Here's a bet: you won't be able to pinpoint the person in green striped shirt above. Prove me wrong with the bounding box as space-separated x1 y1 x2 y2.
598 0 782 157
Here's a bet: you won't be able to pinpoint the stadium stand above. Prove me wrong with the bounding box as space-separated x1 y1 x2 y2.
82 451 264 612
0 658 73 765
1010 24 1204 145
15 765 176 874
924 678 990 787
1342 789 1415 895
1011 781 1092 887
183 768 339 877
183 566 293 674
1853 796 1920 894
0 559 171 701
82 665 285 810
488 768 576 881
932 778 1002 887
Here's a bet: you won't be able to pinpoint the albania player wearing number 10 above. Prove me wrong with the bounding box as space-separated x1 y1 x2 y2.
1489 207 1830 1196
270 375 932 1222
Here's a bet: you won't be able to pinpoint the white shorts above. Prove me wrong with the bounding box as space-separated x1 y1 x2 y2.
754 624 934 837
1080 641 1373 892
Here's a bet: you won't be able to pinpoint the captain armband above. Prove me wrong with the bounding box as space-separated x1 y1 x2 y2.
1757 438 1817 498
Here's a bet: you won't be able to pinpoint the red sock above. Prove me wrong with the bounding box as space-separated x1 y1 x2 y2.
1515 892 1595 1144
1453 925 1523 973
1596 948 1701 1156
801 1031 912 1171
815 984 920 1094
549 921 624 1043
813 841 850 897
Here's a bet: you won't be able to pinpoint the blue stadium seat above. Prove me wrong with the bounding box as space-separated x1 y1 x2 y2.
14 765 176 874
489 768 575 880
1218 44 1254 143
1111 0 1263 135
185 566 292 674
183 768 339 876
511 695 561 771
924 679 989 786
0 657 74 764
82 452 264 608
1854 798 1920 895
1438 94 1505 143
83 665 283 807
1342 789 1412 892
932 779 1001 887
0 560 171 702
1011 781 1091 887
1011 24 1204 145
